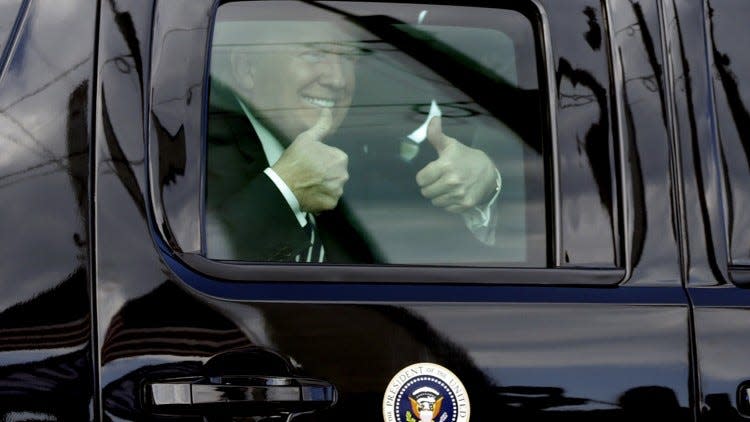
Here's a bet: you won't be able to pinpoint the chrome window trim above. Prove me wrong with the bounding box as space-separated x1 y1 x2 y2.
526 0 561 267
603 0 631 277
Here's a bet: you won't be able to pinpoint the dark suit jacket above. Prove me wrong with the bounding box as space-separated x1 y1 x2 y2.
206 106 377 263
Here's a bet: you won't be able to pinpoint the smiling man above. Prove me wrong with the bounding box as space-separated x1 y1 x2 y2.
205 20 376 262
205 19 503 263
226 25 360 215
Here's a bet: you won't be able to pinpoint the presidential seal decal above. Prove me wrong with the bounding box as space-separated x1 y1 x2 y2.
382 363 470 422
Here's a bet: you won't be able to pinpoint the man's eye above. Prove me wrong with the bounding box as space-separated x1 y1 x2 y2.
299 51 324 63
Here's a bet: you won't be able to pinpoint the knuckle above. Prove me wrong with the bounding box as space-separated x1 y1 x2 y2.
446 175 461 187
332 149 347 162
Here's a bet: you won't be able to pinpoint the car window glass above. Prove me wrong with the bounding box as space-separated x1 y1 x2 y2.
204 1 548 266
709 0 750 266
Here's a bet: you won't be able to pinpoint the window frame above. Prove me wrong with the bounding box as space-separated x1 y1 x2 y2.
147 0 626 286
0 0 29 80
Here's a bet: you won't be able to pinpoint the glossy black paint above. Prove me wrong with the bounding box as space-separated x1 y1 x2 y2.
99 0 692 421
607 0 683 286
1 0 749 420
683 1 750 421
0 0 96 419
539 0 620 268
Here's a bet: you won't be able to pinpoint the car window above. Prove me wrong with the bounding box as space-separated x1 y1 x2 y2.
709 0 750 266
203 1 548 266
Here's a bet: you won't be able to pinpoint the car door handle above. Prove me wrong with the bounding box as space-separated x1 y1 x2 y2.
146 375 337 415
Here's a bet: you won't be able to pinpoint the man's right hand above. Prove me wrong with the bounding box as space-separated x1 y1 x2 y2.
271 109 349 213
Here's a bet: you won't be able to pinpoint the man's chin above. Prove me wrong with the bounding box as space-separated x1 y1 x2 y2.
256 117 307 144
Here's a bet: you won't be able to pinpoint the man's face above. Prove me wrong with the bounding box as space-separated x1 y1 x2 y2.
236 26 359 143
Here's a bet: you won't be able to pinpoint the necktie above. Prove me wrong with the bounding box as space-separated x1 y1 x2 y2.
295 213 325 263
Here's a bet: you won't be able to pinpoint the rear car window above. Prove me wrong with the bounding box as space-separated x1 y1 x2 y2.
203 1 549 266
710 0 750 267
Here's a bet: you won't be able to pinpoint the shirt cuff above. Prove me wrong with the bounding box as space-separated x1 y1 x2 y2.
461 168 502 246
463 168 502 227
263 167 308 227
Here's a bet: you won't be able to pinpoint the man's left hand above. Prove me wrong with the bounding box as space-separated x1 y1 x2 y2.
416 116 498 213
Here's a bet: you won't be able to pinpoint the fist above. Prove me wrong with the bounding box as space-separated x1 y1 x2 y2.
271 109 349 213
416 116 498 212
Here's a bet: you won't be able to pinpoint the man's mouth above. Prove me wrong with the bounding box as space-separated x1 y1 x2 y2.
302 96 336 108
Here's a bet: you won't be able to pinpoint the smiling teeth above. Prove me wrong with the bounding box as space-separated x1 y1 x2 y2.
304 96 335 108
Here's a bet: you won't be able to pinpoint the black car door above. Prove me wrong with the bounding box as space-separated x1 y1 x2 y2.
0 0 97 419
94 1 694 421
678 0 750 420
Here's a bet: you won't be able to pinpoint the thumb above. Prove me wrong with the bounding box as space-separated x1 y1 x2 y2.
426 116 450 154
301 108 333 142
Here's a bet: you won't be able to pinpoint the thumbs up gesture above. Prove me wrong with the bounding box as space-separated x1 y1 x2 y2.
272 109 350 213
415 116 498 213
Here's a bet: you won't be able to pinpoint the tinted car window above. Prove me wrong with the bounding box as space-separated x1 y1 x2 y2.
709 0 750 266
204 1 548 266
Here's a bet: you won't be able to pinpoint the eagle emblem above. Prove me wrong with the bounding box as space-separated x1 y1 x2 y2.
409 387 444 422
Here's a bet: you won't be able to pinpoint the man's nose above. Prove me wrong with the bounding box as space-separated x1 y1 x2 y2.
318 55 348 89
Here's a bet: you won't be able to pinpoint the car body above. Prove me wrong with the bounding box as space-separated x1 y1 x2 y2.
3 0 750 420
